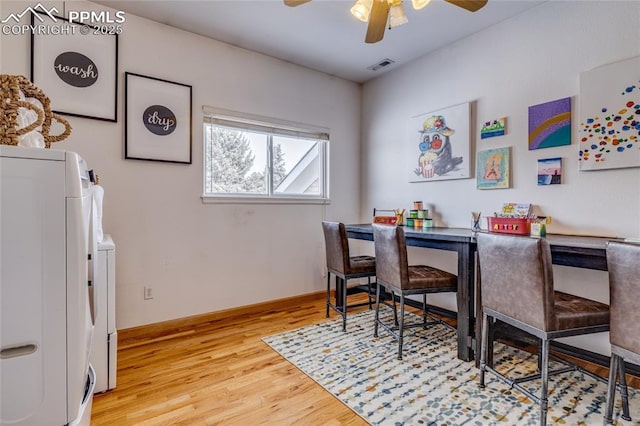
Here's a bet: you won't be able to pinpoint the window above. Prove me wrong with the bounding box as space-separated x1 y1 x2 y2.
203 107 329 203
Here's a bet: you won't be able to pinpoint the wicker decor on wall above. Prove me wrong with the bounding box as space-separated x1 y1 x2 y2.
0 74 72 148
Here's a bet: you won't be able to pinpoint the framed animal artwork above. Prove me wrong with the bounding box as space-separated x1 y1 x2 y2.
407 102 471 182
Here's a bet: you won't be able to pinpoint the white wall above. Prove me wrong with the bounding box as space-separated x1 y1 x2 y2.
3 0 638 355
360 1 640 355
1 0 362 328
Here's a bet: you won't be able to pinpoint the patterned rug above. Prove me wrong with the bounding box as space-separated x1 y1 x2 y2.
262 310 640 425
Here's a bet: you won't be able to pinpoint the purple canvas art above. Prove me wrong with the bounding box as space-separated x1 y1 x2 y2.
528 97 571 150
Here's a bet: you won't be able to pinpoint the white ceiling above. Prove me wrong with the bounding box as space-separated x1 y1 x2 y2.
93 0 544 83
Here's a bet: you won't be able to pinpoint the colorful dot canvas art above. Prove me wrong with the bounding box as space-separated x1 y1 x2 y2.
528 97 572 150
579 56 640 171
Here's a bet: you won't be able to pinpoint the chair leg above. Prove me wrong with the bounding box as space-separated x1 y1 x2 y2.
537 339 543 372
479 312 489 388
325 273 331 318
374 282 381 338
367 276 372 310
391 291 398 327
342 276 347 332
422 294 427 328
487 316 495 368
539 339 550 426
397 294 406 360
618 356 631 421
604 353 619 425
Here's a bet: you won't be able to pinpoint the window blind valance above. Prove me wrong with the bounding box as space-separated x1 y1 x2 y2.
202 106 330 141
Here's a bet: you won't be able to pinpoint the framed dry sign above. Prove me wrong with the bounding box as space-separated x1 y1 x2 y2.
30 13 118 122
125 72 192 164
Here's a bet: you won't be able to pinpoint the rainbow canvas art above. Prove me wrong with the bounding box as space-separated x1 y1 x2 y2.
528 97 571 150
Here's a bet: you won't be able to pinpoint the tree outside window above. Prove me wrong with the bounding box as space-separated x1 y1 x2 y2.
204 123 325 199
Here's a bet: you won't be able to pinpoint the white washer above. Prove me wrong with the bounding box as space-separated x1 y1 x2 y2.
1 145 96 426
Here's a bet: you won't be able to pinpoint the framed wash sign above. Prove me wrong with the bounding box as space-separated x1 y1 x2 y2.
125 72 192 164
30 13 118 122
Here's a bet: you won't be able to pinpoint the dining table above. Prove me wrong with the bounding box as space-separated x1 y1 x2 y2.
344 223 620 362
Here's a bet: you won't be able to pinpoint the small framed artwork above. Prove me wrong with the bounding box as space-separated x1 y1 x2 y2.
476 147 511 190
528 97 571 150
480 117 506 139
537 157 562 185
125 72 192 164
30 13 118 122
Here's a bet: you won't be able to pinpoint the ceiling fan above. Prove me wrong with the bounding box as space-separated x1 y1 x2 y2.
284 0 488 44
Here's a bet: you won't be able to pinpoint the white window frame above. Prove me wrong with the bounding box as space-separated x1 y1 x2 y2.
202 106 330 204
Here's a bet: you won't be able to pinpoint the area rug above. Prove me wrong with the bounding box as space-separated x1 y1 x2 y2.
262 310 640 425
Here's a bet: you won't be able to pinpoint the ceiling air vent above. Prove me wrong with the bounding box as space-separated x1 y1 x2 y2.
367 58 395 71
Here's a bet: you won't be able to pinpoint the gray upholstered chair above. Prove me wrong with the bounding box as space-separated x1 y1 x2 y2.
476 232 610 426
322 221 376 331
372 223 457 360
604 241 639 424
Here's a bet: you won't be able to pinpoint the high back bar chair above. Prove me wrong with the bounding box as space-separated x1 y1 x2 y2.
476 232 610 426
604 241 640 424
322 221 376 331
372 223 457 360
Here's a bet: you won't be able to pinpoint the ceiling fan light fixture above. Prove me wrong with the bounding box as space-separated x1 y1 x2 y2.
411 0 431 10
388 3 408 28
350 0 373 23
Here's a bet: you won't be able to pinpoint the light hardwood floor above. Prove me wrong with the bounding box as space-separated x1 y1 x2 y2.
92 292 367 425
92 292 637 425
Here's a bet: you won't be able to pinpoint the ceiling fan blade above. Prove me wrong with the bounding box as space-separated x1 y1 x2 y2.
284 0 312 6
365 0 390 44
444 0 488 12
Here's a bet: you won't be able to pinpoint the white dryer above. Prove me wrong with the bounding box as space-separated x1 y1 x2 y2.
90 235 117 393
1 145 96 426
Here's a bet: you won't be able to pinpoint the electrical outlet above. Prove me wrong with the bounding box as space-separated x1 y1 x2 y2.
144 286 154 300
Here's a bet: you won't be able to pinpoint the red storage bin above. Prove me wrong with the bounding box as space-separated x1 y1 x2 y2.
487 217 531 235
373 215 397 225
